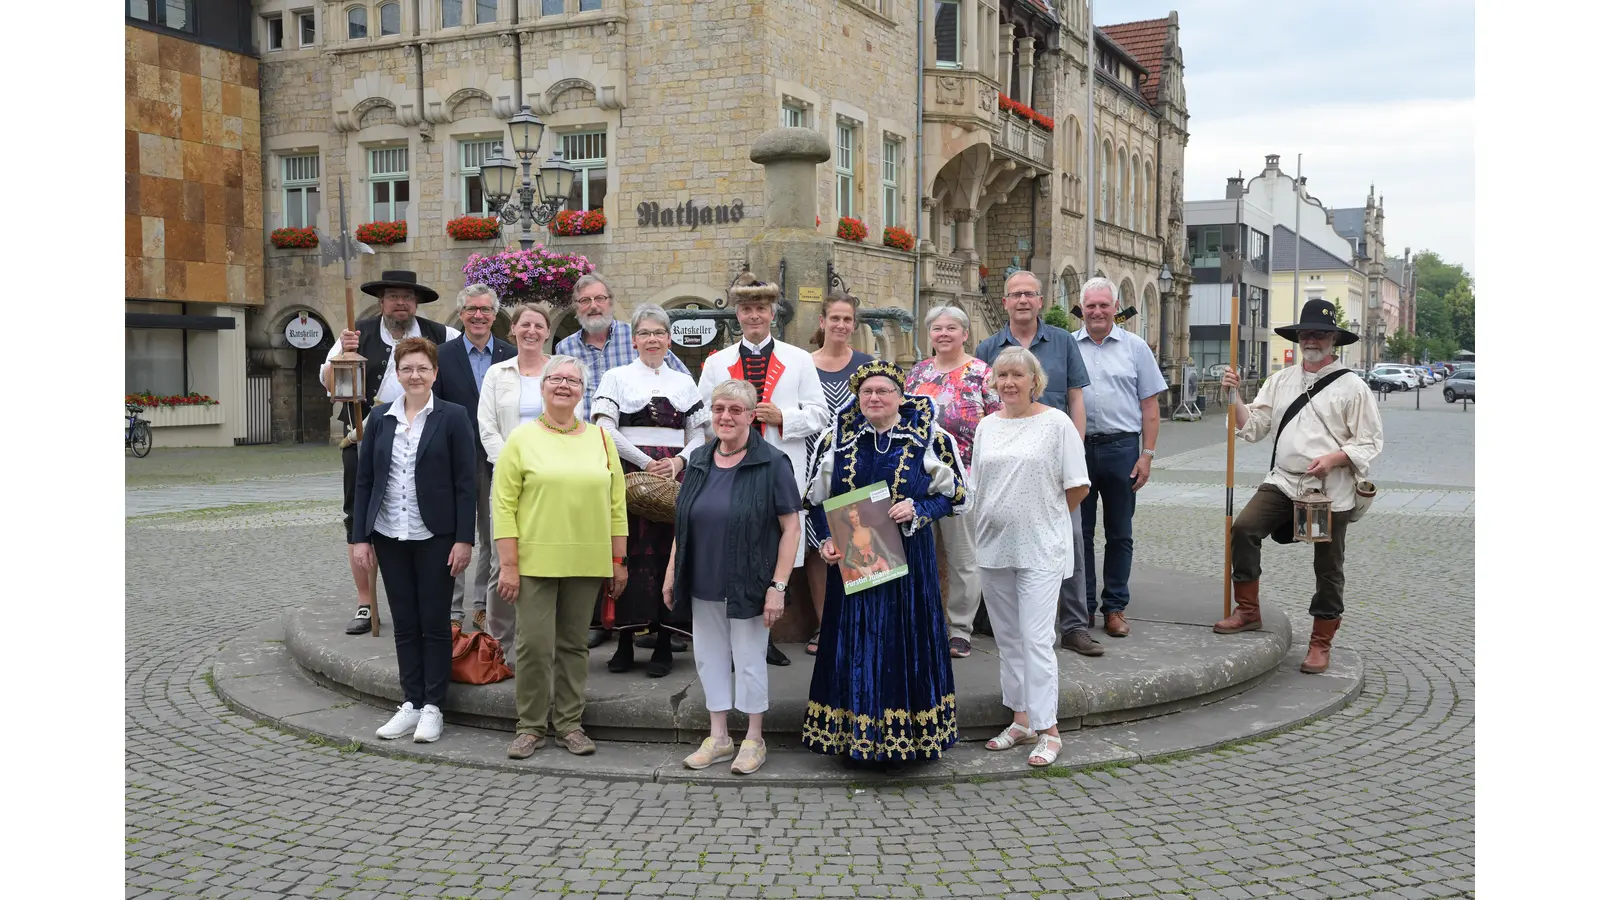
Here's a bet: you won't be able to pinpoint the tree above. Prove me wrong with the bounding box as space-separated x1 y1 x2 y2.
1332 299 1350 329
1410 249 1473 356
1443 282 1474 351
1413 251 1467 301
1414 289 1455 350
1384 329 1416 362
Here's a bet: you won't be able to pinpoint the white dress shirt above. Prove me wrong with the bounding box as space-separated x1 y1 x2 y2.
1236 361 1383 511
374 394 436 541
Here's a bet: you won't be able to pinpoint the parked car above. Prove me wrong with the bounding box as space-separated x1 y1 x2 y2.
1411 366 1436 386
1441 369 1475 403
1369 365 1419 393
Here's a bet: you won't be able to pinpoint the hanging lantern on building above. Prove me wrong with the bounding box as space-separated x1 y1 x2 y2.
1293 489 1334 543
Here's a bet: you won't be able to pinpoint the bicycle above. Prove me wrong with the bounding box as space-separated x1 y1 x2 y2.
126 402 153 458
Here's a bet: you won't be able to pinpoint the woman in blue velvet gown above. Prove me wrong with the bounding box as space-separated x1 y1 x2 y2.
802 360 970 763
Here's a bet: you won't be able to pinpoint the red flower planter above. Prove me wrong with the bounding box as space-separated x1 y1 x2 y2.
882 226 914 251
270 227 318 249
447 216 501 241
357 220 407 245
836 217 867 243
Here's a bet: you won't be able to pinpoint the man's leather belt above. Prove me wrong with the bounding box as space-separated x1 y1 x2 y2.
1085 431 1138 445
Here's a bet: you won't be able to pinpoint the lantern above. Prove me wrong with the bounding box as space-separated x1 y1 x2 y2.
325 351 367 405
1293 489 1334 543
537 146 578 206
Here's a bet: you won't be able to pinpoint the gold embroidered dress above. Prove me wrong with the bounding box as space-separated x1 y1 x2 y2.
801 392 968 762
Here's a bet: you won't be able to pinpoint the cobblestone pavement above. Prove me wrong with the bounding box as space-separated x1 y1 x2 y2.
127 403 1473 899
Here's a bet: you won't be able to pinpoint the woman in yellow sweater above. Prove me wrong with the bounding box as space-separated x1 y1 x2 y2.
493 355 627 759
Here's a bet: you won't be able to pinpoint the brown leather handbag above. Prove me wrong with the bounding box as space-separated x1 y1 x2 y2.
450 623 513 684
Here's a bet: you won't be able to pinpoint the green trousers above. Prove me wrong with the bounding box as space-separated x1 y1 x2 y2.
514 575 602 737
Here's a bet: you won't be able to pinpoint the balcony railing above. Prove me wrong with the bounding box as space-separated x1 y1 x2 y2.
996 116 1052 167
1094 219 1162 265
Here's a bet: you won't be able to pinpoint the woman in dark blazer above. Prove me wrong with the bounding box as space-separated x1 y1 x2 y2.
351 336 478 744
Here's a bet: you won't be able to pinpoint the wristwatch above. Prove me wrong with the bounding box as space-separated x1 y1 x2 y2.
769 581 788 592
1141 449 1156 458
613 556 629 566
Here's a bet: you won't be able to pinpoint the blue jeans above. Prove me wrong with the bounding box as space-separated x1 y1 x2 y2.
1082 432 1141 617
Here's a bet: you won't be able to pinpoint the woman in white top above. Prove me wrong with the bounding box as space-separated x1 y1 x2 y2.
968 346 1091 768
475 301 552 663
590 305 710 677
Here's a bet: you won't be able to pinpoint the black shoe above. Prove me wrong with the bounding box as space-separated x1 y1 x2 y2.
1062 630 1105 657
587 628 610 649
646 645 673 678
345 606 372 635
607 634 635 673
669 634 688 652
766 640 791 666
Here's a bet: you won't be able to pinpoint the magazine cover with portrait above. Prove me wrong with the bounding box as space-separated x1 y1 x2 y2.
822 481 908 594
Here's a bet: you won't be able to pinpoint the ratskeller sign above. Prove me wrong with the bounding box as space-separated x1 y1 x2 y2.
636 199 746 229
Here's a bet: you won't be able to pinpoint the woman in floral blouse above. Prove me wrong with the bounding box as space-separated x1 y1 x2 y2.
904 305 1001 658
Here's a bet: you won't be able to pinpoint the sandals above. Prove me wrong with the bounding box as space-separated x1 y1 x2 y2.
805 631 821 656
985 722 1037 751
1028 733 1062 767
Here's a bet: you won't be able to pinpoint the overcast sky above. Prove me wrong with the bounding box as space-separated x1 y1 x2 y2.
1096 0 1475 274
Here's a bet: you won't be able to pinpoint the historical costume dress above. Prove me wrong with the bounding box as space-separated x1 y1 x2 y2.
591 358 709 640
801 363 969 762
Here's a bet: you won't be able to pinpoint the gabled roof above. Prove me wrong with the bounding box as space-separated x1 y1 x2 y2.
1272 226 1357 273
1329 208 1366 240
1100 18 1168 106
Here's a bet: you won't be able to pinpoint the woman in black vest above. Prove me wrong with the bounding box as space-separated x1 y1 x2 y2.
661 380 801 775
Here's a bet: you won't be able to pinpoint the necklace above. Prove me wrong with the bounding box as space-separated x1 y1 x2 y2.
715 441 748 457
538 414 579 434
873 428 893 455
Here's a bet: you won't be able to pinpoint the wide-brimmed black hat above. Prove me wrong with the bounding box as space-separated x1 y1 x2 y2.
1275 299 1359 346
360 270 440 304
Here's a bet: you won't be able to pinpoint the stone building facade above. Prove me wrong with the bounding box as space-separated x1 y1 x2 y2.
250 0 1189 441
124 2 264 446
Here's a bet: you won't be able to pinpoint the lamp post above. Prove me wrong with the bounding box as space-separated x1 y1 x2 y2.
1157 262 1173 367
1247 293 1260 378
479 106 579 251
1348 317 1360 368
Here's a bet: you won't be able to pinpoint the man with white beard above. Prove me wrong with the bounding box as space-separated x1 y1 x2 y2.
555 273 692 649
1214 299 1383 675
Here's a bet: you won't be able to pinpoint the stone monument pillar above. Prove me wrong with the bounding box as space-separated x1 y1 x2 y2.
746 127 834 348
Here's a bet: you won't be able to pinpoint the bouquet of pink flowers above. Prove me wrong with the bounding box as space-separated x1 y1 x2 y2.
461 245 597 306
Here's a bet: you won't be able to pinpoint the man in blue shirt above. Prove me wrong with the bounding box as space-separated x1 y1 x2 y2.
1072 277 1168 638
434 284 516 630
976 270 1102 656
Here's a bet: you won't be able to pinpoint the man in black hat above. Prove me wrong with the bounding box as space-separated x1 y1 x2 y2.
321 271 460 635
1214 299 1383 675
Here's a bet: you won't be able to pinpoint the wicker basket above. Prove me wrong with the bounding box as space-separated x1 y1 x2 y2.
625 471 680 524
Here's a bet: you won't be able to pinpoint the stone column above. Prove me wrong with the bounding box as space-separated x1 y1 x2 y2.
999 23 1015 98
1017 37 1037 107
747 127 834 346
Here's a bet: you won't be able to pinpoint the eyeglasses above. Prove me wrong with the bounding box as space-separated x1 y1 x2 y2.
1300 331 1335 341
397 365 435 376
858 388 899 398
544 375 584 387
575 295 613 307
711 404 750 417
635 329 669 339
1005 290 1041 300
461 306 496 318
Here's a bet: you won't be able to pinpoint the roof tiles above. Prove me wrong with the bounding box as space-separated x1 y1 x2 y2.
1100 18 1169 107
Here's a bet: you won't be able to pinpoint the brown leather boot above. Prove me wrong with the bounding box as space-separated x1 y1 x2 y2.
1300 618 1341 674
1213 581 1262 634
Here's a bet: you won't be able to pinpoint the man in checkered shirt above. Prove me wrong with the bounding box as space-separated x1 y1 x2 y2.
555 273 691 648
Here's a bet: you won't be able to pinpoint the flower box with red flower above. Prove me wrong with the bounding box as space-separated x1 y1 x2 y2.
550 209 606 236
270 227 318 250
447 215 501 241
882 225 914 251
836 217 867 243
356 220 407 245
997 95 1054 132
127 392 224 427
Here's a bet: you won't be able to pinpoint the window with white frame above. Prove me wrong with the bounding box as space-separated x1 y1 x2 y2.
782 101 807 129
458 139 496 216
562 131 608 215
836 121 857 219
297 9 316 46
282 154 321 229
347 6 367 38
265 14 284 50
368 147 410 222
476 0 498 23
379 2 400 35
881 136 902 229
441 0 462 28
934 0 960 67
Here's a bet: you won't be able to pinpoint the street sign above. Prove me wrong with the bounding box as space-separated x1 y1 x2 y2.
284 313 326 349
670 319 718 348
1284 348 1295 364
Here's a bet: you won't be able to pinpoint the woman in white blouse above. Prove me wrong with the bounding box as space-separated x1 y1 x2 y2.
476 301 553 663
590 304 709 677
968 346 1091 768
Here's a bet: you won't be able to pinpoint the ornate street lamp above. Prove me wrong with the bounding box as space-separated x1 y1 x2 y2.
1157 262 1174 367
481 105 576 250
1248 293 1261 376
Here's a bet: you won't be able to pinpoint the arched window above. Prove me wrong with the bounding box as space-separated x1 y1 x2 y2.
1132 153 1142 233
1098 139 1111 220
1058 267 1080 312
347 6 367 39
379 1 400 36
1144 161 1155 233
1143 283 1159 345
1116 147 1128 228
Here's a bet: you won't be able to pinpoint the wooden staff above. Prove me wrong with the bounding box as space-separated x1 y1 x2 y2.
1223 268 1240 619
337 181 377 637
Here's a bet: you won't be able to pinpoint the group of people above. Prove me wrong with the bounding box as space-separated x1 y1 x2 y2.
328 265 1381 772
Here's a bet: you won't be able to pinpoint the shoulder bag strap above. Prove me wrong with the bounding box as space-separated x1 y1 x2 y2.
1269 368 1356 474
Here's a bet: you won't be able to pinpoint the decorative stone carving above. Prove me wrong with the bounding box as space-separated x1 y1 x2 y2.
979 85 996 113
936 75 965 105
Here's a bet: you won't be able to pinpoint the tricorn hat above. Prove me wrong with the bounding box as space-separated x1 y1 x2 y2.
1275 299 1359 346
360 270 440 304
727 272 780 307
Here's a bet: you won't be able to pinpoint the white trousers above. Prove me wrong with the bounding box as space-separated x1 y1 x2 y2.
938 514 984 642
979 566 1061 732
691 598 771 714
